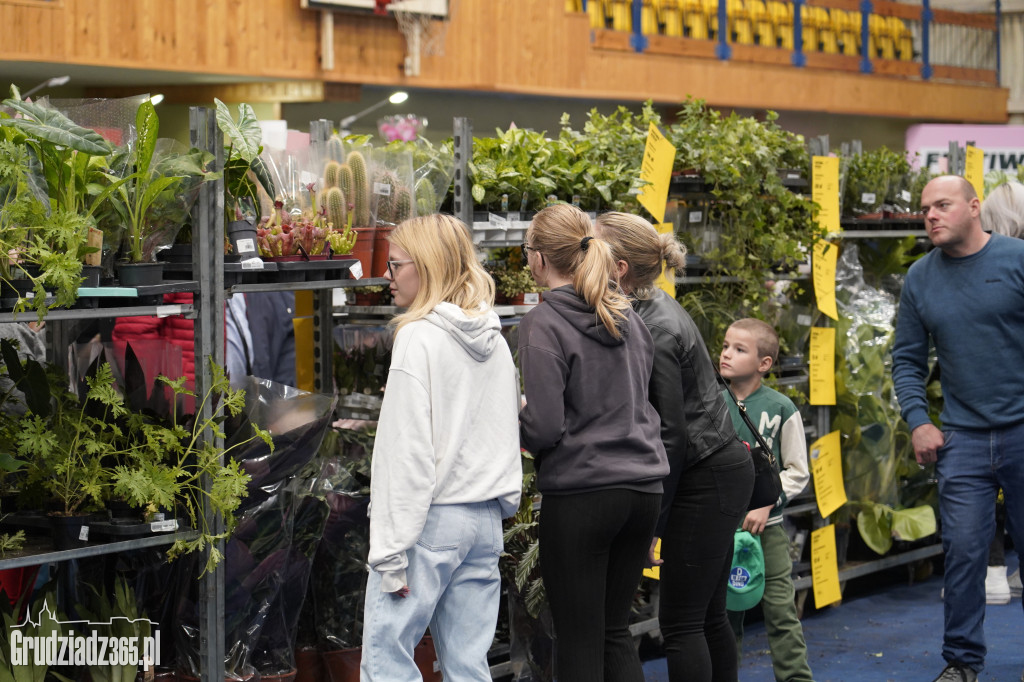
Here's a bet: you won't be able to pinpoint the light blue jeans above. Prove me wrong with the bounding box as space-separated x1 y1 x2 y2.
937 422 1024 672
360 499 504 682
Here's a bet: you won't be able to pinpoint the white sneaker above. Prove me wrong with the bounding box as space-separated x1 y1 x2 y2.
1008 569 1022 598
985 565 1011 605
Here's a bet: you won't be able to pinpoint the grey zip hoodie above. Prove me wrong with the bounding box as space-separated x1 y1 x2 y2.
518 286 668 495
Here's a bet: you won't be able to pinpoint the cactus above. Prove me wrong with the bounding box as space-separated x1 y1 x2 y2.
338 163 354 201
395 187 413 223
373 169 400 224
347 151 370 227
415 178 437 217
325 186 348 231
323 160 342 188
326 135 345 162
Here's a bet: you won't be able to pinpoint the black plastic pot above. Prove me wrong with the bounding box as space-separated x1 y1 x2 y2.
49 513 91 550
117 262 165 287
80 265 102 288
228 220 260 260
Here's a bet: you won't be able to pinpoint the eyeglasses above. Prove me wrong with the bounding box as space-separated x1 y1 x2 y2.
520 243 538 261
386 259 414 278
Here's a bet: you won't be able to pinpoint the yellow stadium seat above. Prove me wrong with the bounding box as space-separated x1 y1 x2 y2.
641 0 659 34
683 0 710 40
704 0 719 40
809 7 837 53
888 16 913 60
768 1 792 49
566 0 583 12
610 0 632 31
588 0 608 29
729 0 754 45
748 0 775 47
832 9 860 56
870 13 894 59
658 0 685 37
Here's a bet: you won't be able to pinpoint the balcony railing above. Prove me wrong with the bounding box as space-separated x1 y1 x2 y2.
567 0 1001 85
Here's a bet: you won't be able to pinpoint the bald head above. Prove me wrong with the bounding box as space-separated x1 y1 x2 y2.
925 175 978 202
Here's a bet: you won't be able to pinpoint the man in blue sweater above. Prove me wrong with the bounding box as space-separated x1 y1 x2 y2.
892 175 1024 682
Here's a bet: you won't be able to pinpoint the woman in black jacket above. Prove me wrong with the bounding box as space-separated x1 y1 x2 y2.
596 212 754 682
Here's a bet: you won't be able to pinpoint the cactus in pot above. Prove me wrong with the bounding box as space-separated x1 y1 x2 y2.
347 151 371 227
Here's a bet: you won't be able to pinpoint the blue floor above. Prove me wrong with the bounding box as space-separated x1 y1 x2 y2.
642 555 1023 681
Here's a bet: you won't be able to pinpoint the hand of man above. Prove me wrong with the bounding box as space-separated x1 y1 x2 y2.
742 505 773 535
648 537 663 566
911 423 944 465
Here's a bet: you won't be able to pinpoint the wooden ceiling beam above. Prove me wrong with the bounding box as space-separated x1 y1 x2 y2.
84 81 362 104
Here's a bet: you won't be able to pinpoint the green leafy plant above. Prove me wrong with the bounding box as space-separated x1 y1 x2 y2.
0 585 71 682
841 146 910 217
494 265 544 299
77 577 152 682
670 99 820 347
3 338 271 572
501 454 545 619
98 100 216 263
214 98 276 225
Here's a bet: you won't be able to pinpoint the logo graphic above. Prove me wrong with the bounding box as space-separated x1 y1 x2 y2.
9 600 160 668
729 567 751 589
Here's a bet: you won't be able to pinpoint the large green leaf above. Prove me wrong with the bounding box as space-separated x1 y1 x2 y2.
134 100 159 178
214 98 262 163
891 504 937 541
857 502 894 555
0 98 110 156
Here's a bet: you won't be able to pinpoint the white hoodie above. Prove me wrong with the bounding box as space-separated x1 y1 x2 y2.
367 302 523 592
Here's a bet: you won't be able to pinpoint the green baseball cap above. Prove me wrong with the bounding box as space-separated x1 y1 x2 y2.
726 530 765 612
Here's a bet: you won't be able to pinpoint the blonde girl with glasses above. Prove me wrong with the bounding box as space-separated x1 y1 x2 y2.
518 203 669 682
362 214 523 682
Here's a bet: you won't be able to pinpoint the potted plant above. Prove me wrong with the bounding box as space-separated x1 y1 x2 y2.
98 99 216 285
3 338 271 568
214 98 277 261
348 285 387 307
495 266 544 306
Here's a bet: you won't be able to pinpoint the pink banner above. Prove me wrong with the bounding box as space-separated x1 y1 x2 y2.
905 124 1024 173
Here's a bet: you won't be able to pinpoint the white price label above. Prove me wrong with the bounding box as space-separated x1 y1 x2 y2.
797 314 813 326
78 525 89 541
689 211 703 223
861 192 876 204
150 519 179 533
900 190 912 202
488 213 510 230
373 182 392 196
523 292 540 305
156 305 184 318
241 257 265 270
236 238 256 254
349 261 364 280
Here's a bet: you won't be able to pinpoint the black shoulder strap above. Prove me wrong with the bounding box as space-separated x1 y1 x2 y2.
714 366 776 465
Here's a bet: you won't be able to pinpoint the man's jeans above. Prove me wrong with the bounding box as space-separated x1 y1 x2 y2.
937 422 1024 672
361 499 504 682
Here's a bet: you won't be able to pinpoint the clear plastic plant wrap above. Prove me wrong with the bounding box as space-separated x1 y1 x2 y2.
832 242 938 556
174 378 336 680
369 147 415 227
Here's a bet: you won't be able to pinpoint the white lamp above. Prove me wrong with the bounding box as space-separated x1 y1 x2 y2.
22 75 71 99
339 91 409 135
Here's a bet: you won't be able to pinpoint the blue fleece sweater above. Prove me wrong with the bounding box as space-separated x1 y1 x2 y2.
893 232 1024 431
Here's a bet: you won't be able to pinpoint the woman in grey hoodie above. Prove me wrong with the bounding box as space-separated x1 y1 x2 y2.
362 214 523 682
519 203 669 682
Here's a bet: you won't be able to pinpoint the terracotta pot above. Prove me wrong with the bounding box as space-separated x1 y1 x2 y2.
293 646 323 682
321 648 361 682
371 226 394 283
258 671 296 682
352 291 385 307
414 635 442 682
349 228 376 280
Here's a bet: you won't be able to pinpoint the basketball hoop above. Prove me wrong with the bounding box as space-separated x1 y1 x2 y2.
388 0 455 77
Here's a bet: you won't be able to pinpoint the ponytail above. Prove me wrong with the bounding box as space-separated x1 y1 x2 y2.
528 204 631 339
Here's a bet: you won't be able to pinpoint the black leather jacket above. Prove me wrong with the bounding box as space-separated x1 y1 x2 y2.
633 289 740 531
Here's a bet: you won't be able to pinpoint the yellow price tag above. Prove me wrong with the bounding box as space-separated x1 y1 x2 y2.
812 156 840 234
811 524 843 608
812 240 838 321
643 538 661 580
638 123 677 224
809 327 836 405
809 430 847 518
965 145 985 200
654 222 676 298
